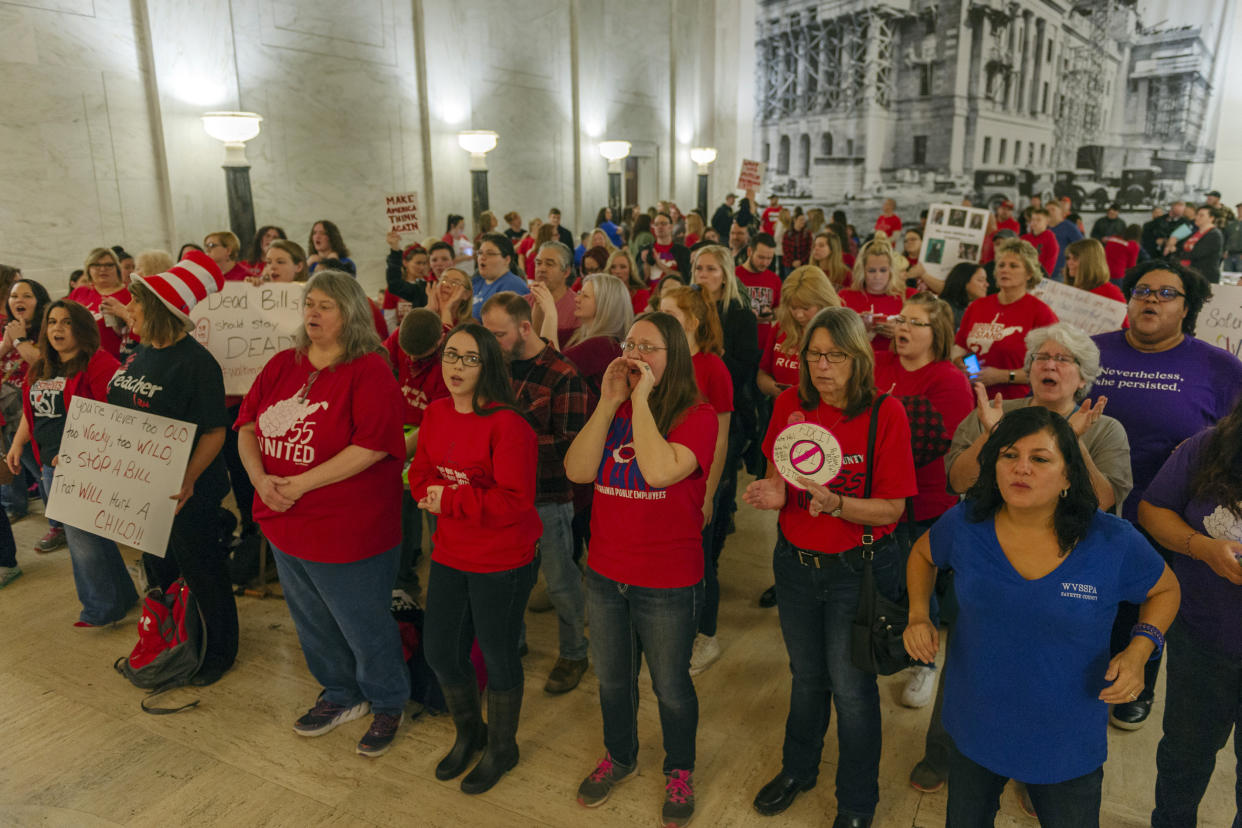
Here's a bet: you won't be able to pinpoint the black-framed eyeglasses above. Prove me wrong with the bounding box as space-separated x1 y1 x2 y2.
1032 352 1078 365
1129 285 1185 302
890 315 932 328
805 349 850 364
442 350 481 367
621 341 666 355
89 262 117 269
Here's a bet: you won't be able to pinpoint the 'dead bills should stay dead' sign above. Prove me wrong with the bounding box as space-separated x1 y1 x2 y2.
47 399 196 557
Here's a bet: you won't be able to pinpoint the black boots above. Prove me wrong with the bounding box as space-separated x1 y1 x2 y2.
436 683 487 780
460 684 523 795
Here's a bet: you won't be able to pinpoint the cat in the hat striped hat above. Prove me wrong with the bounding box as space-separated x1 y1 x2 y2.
130 249 224 329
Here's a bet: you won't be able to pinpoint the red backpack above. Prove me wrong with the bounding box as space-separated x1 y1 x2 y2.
114 578 206 713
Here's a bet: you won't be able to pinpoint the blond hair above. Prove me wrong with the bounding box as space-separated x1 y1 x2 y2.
776 266 841 354
851 238 905 297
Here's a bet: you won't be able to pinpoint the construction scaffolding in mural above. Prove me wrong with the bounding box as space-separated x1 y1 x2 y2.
752 0 1231 224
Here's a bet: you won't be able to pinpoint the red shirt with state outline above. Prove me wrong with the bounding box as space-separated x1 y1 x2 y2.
236 349 406 563
954 292 1057 399
383 330 449 427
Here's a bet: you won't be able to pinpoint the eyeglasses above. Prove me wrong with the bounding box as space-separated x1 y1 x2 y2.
89 262 117 269
442 350 481 367
204 241 222 250
805 349 850 364
890 315 932 328
621 341 666 355
441 279 468 290
1032 352 1078 365
1129 285 1185 302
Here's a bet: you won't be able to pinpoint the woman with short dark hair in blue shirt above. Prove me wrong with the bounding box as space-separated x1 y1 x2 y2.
904 406 1179 825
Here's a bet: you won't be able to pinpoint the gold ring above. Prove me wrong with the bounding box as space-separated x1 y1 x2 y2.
1129 692 1137 700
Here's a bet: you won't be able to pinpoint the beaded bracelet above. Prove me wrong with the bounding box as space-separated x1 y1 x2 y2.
1131 623 1165 660
1183 532 1199 559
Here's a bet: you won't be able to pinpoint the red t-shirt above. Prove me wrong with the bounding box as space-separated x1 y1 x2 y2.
997 217 1021 234
409 399 542 572
763 389 917 553
761 206 782 236
69 286 134 359
631 288 651 314
564 336 621 397
1020 230 1059 277
838 289 912 354
236 349 406 562
735 265 782 345
1089 281 1125 303
873 352 973 521
759 328 801 390
1102 236 1139 284
383 330 449 427
692 352 733 413
684 233 700 247
221 262 249 282
874 214 903 238
955 292 1058 399
22 349 121 466
366 298 388 339
588 401 718 588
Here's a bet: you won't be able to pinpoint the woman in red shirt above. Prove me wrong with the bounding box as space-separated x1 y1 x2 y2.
606 248 651 314
237 270 409 758
563 274 634 394
744 307 917 822
810 232 853 291
953 238 1058 399
839 238 915 354
565 312 718 826
71 248 134 360
1 279 54 539
7 300 133 623
658 284 734 674
1065 239 1124 303
409 322 540 794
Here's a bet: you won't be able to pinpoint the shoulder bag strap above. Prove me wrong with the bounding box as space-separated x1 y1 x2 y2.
861 393 887 559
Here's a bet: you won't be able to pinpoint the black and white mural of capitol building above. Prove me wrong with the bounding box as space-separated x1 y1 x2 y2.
752 0 1232 211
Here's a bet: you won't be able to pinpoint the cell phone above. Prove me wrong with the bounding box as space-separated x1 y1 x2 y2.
963 354 981 378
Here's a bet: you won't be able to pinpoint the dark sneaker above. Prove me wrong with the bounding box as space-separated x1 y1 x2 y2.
356 712 403 757
545 657 589 694
577 753 637 807
662 769 695 827
0 565 22 588
908 759 945 793
35 527 66 553
293 698 370 737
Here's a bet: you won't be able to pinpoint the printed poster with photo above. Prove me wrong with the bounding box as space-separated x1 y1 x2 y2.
917 203 990 281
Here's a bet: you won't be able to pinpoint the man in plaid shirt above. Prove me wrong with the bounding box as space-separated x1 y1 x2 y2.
481 291 592 694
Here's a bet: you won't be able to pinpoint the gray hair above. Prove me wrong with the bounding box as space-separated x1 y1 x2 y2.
1023 322 1100 401
566 273 633 347
294 269 382 364
538 240 573 274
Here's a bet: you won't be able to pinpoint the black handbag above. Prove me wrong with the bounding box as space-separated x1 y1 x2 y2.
849 394 915 676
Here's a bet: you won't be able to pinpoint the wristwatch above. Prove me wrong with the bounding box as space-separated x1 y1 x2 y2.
1008 369 1016 382
830 495 843 518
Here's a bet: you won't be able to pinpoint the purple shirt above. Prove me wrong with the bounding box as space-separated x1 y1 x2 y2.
1144 428 1242 658
1091 331 1242 523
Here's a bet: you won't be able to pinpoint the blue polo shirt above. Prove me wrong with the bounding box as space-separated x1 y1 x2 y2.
1050 220 1084 280
930 503 1165 783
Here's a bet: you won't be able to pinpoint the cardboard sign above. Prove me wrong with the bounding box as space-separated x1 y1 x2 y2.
190 281 303 395
772 422 842 490
737 159 764 192
385 191 421 233
47 399 196 557
1197 283 1242 362
1030 279 1127 336
917 203 990 282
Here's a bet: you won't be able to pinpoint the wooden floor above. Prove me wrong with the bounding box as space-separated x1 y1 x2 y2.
0 482 1236 828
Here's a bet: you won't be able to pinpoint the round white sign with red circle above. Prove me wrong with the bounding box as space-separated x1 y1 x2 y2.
772 422 842 490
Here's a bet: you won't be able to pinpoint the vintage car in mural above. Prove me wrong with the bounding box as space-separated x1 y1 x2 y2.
970 168 1056 211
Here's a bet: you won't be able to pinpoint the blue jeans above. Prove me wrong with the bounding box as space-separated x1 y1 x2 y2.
38 464 62 530
424 556 536 693
586 567 702 773
271 543 409 715
773 531 904 817
948 746 1102 827
1153 621 1242 827
537 501 587 660
59 472 138 625
0 507 14 567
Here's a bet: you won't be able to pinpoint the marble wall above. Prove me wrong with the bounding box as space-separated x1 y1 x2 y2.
0 0 759 294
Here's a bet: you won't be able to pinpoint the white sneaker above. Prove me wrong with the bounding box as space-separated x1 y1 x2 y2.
901 664 938 708
688 634 721 676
